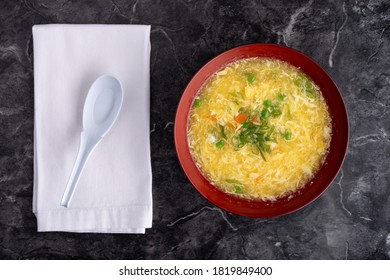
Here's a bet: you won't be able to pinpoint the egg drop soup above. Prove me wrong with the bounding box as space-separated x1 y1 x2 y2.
188 58 332 201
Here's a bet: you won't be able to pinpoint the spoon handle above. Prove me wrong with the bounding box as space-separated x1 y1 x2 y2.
60 132 98 207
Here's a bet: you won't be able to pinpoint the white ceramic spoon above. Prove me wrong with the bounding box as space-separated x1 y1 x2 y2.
60 75 123 208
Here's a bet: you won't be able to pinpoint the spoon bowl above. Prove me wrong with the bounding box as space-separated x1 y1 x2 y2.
83 75 123 137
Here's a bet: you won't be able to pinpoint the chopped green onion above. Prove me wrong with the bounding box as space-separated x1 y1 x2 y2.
295 73 317 99
257 146 266 161
234 185 244 193
242 122 251 129
232 135 240 147
271 108 282 117
278 93 286 101
258 140 267 152
306 89 317 99
251 144 260 155
219 124 227 139
261 109 270 118
194 98 202 107
286 104 291 116
269 125 275 135
226 179 241 184
247 73 256 83
215 139 225 148
238 107 250 114
231 91 295 161
263 99 272 107
226 179 245 193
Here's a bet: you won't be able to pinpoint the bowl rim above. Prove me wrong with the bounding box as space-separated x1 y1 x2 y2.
174 43 349 218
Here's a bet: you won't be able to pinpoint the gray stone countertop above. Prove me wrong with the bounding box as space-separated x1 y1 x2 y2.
0 0 389 259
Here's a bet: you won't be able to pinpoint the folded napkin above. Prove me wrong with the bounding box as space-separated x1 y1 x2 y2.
33 24 152 233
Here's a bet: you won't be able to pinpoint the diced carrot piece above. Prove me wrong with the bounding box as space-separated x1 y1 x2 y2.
251 117 259 123
234 113 248 124
207 115 217 122
228 122 236 129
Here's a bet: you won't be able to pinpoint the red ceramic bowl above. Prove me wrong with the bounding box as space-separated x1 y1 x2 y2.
174 44 348 218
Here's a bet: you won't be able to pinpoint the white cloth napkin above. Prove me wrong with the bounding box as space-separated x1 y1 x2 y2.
32 24 152 233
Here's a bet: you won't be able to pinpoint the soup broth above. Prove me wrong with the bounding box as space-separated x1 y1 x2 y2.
188 58 332 200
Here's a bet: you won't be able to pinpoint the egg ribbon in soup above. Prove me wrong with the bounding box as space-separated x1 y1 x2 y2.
188 58 332 201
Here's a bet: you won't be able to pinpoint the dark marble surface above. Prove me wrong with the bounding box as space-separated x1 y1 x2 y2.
0 0 389 259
